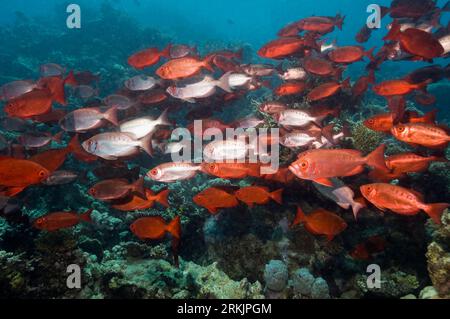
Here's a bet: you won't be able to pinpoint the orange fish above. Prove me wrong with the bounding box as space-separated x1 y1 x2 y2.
5 89 53 119
89 177 145 201
328 46 374 63
130 216 181 266
128 46 171 69
200 162 263 179
38 76 66 105
384 20 444 60
360 183 449 224
112 189 169 211
303 56 338 77
156 56 214 80
373 79 428 97
274 81 308 96
193 187 239 214
258 37 306 59
364 113 397 133
291 206 347 241
33 209 93 231
307 78 350 102
29 137 78 173
289 144 387 186
0 157 49 196
235 186 283 208
391 123 450 149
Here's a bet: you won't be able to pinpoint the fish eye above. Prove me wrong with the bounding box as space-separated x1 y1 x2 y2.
366 186 372 192
38 170 46 178
36 219 44 225
89 188 96 195
368 119 374 124
300 161 308 170
397 126 405 132
150 169 158 176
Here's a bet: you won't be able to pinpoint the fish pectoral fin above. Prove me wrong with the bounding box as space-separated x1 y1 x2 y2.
373 203 387 213
2 186 26 197
326 234 335 242
313 178 334 187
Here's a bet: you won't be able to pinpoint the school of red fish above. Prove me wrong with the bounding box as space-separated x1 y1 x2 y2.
1 0 449 265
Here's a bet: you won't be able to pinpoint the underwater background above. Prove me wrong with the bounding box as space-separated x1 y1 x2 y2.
0 0 449 299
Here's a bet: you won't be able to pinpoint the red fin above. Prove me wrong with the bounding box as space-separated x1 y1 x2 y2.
341 77 351 90
291 206 307 228
64 70 78 87
202 55 215 73
80 209 93 223
140 132 154 157
423 203 449 225
313 178 334 187
166 216 181 240
52 131 64 144
383 19 401 41
132 177 146 198
156 189 170 208
2 187 25 197
270 188 284 204
321 124 335 143
335 14 345 30
365 144 388 171
365 47 376 61
160 44 172 58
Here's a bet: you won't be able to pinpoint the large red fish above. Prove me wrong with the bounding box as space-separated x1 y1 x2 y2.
384 20 444 59
258 37 306 59
200 162 263 179
328 46 374 63
360 183 449 224
391 123 450 149
156 56 214 80
235 186 283 207
128 46 171 69
89 177 145 201
372 79 428 97
289 144 387 186
112 189 169 211
193 187 239 214
307 78 350 102
33 209 93 231
291 206 347 241
5 89 53 119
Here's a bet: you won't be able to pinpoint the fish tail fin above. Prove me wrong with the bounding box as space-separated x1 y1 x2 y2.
321 124 336 143
132 176 146 197
270 188 284 204
423 203 449 225
80 209 93 223
335 14 345 30
202 55 215 73
156 189 170 208
216 71 233 93
64 70 78 87
353 197 367 220
367 69 376 83
366 47 376 61
365 144 388 171
66 134 80 154
423 109 438 124
442 1 450 12
166 216 181 240
103 106 119 126
415 80 432 92
157 108 172 127
383 19 401 41
140 132 154 157
52 131 64 144
341 77 351 90
291 206 307 228
160 44 172 58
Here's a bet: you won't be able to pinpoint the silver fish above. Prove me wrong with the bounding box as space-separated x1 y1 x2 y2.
276 109 323 127
124 75 158 91
18 132 63 148
43 170 78 185
119 109 170 139
60 107 118 132
82 132 153 160
0 80 37 101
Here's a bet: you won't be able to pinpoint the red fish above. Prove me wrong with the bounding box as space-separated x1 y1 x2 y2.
328 46 374 63
38 76 66 106
352 70 375 98
33 209 93 231
372 79 428 97
128 46 171 69
235 186 283 207
156 56 214 80
296 15 345 34
5 89 53 119
112 189 169 211
130 216 181 266
200 162 263 179
0 157 49 196
139 89 168 105
29 138 77 173
307 78 350 102
360 183 449 224
258 37 306 59
291 206 347 241
262 167 296 184
350 236 386 260
391 123 450 149
289 144 387 186
193 187 239 214
384 20 444 59
274 81 308 96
